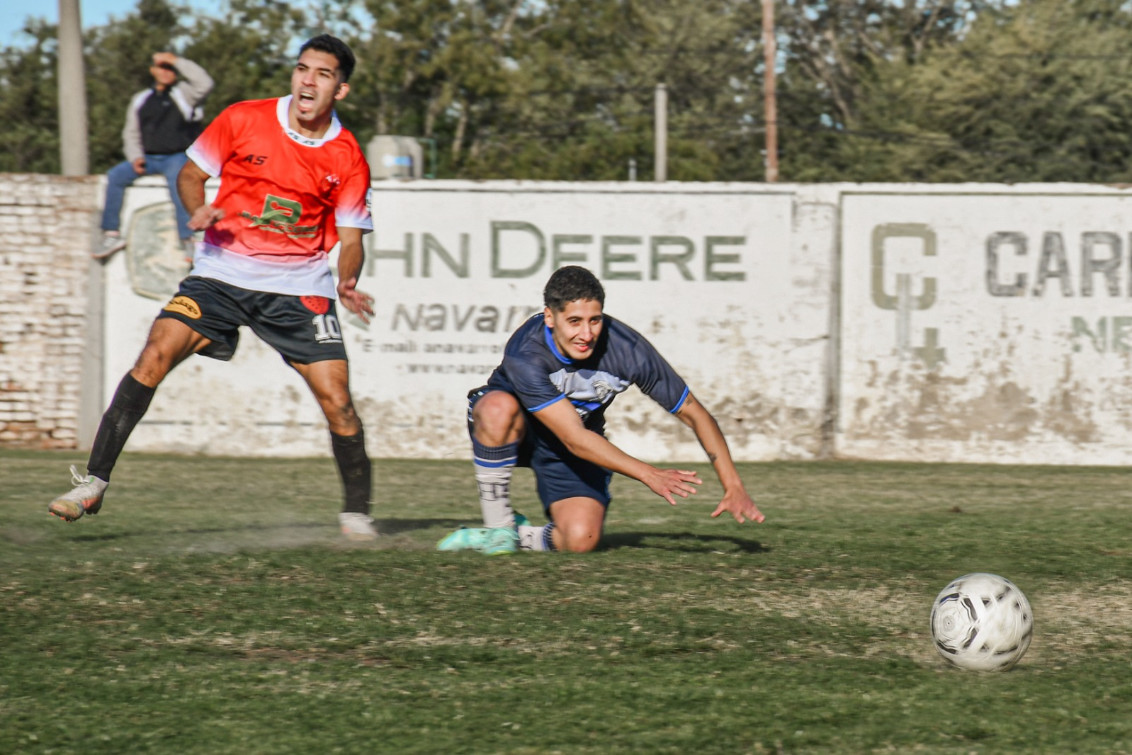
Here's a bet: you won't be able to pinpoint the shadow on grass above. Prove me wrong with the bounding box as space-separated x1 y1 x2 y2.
377 518 471 535
41 519 766 555
58 517 475 542
600 530 767 554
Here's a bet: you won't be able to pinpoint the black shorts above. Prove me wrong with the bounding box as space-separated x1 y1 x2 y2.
467 386 613 512
157 276 349 364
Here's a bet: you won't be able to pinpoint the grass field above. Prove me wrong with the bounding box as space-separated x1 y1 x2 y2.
2 449 1130 754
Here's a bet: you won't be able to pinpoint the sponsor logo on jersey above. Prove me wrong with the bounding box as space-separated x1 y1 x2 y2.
164 295 202 319
239 194 319 238
301 295 331 314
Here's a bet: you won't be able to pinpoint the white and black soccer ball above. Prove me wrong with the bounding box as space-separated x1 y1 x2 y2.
930 572 1033 671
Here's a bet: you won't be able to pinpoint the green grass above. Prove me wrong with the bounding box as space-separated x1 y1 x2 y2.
2 450 1130 753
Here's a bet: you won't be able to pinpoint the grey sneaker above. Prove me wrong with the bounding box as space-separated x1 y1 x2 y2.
48 465 108 522
339 512 379 541
93 234 126 260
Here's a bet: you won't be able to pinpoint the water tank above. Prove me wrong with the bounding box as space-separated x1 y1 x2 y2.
367 135 424 180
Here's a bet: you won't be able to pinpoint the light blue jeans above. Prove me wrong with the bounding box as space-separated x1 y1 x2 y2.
101 152 191 240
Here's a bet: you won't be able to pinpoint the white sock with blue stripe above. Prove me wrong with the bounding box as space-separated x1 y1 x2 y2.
519 522 556 551
473 439 518 529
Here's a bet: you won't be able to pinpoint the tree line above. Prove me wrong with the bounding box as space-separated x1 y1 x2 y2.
2 0 1130 183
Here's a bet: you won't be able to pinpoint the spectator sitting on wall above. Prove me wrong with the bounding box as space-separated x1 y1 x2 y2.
95 51 213 262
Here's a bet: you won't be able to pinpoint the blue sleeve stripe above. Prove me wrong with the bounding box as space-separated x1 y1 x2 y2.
529 394 566 413
669 386 690 414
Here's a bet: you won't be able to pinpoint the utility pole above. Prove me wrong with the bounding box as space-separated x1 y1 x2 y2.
654 83 667 183
762 0 779 183
58 0 89 175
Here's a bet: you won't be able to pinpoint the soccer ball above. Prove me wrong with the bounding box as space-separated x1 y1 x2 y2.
930 572 1033 671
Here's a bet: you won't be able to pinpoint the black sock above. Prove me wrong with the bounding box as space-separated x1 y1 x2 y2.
331 430 372 515
87 373 156 482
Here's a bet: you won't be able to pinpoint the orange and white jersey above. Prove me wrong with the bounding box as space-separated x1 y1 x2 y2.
185 96 372 297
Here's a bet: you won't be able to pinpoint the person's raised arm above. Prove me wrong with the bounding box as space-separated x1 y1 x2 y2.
166 54 214 105
675 392 766 524
534 398 702 505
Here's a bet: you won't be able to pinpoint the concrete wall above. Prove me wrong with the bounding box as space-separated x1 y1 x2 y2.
838 186 1132 465
4 174 1132 465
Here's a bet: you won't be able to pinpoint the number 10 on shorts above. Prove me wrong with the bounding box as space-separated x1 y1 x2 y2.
312 314 342 343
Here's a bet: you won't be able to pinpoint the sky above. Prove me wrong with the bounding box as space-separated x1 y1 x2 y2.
1 0 223 48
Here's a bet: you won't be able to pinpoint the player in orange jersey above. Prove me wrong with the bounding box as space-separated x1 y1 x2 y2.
48 35 379 540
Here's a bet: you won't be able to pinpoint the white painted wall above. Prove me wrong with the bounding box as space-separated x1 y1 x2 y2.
10 175 1131 464
107 181 832 461
838 186 1132 464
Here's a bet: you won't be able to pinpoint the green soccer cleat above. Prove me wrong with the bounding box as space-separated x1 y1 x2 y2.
437 525 519 556
480 527 519 555
48 465 108 522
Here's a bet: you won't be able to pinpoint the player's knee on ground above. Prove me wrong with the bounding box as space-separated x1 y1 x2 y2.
553 520 601 553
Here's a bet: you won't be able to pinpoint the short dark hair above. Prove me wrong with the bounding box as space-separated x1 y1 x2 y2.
543 266 605 311
299 34 356 82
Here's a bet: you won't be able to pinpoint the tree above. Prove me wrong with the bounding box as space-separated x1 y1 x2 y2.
0 0 306 174
181 0 308 116
7 0 1129 182
851 0 1132 181
495 0 765 181
772 1 1003 181
330 0 532 176
0 21 60 173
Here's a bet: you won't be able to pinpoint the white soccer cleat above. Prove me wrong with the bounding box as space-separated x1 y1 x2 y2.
48 465 108 522
338 512 379 541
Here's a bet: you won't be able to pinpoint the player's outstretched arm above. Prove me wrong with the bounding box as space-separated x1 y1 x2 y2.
335 227 374 323
534 399 701 505
675 392 766 524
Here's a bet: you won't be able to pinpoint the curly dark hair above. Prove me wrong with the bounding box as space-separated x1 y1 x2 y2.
543 266 605 312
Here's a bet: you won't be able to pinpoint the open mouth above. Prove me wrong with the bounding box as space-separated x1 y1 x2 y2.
296 91 316 114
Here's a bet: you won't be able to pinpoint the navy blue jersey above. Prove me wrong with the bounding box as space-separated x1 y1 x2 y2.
486 313 689 433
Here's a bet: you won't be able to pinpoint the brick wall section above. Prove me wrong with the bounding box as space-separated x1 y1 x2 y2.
0 173 101 449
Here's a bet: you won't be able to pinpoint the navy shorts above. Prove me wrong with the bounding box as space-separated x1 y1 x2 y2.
157 276 349 364
467 387 613 512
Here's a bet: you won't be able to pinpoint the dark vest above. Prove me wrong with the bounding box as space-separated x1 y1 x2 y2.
138 88 202 155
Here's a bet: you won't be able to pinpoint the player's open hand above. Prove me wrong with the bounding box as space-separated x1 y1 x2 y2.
644 468 702 505
337 277 375 323
711 488 766 524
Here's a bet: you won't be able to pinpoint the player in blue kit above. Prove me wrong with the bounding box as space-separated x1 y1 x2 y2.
438 265 765 555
